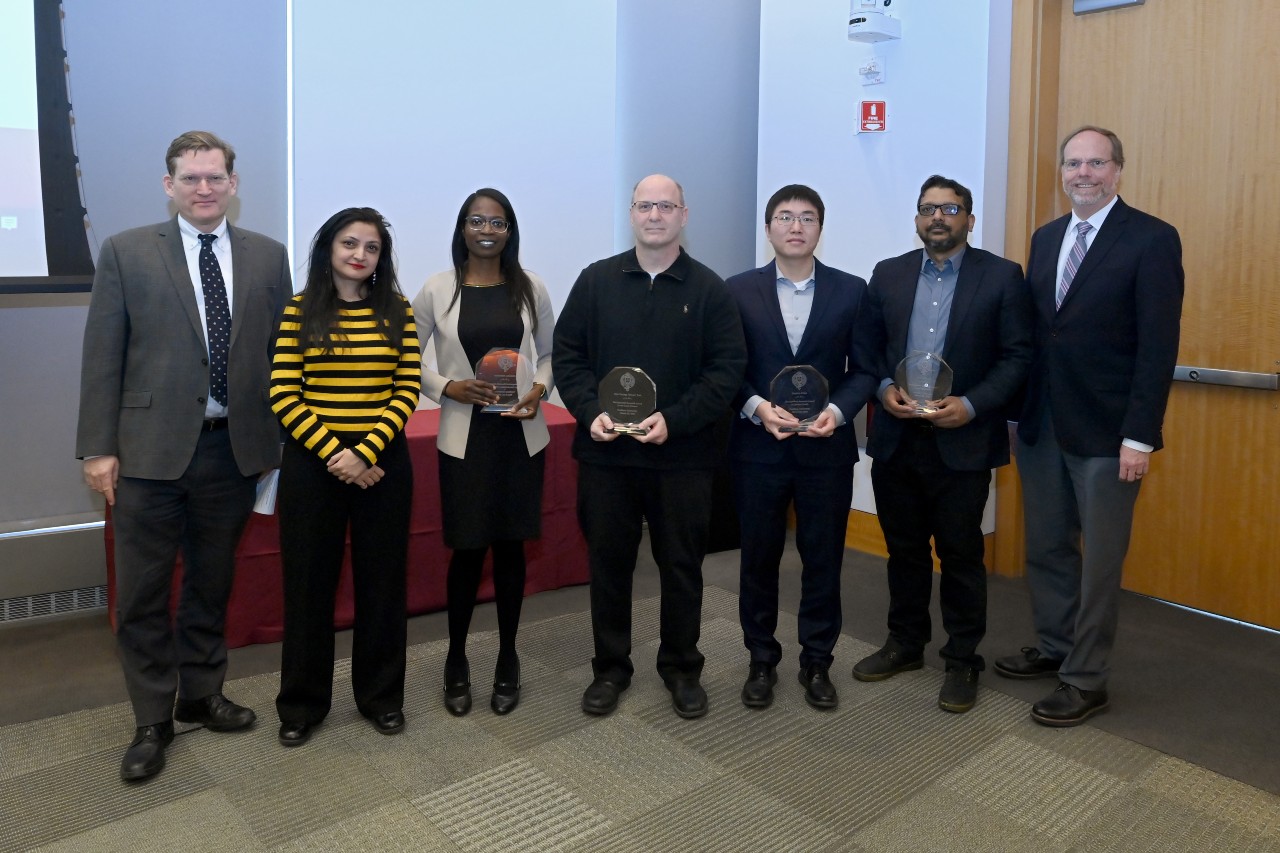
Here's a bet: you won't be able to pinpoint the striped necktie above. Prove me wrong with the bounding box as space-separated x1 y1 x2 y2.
1056 221 1093 310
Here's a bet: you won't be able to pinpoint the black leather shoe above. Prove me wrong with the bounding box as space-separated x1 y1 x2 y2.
369 710 405 735
174 693 256 732
582 677 626 716
120 722 174 781
740 662 777 709
1031 681 1109 727
852 641 924 682
491 658 521 716
444 661 472 717
668 677 708 719
994 647 1063 680
938 666 979 713
798 664 838 710
278 720 313 747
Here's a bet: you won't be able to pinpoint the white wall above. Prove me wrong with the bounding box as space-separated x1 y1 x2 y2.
615 0 761 279
292 0 617 313
757 0 1011 276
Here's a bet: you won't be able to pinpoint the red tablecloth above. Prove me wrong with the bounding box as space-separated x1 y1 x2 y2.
105 405 589 647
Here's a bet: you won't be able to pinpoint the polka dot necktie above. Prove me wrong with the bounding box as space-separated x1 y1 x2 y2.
197 233 231 406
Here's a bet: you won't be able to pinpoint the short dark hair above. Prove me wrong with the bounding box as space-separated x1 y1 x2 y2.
165 130 235 175
764 184 825 227
917 175 973 216
1059 125 1125 168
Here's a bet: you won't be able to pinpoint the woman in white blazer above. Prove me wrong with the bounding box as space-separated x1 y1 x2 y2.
412 188 555 717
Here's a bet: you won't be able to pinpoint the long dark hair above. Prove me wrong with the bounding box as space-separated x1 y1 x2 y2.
299 207 405 352
447 188 538 332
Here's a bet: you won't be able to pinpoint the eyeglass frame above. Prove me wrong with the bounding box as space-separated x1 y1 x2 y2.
175 174 230 188
771 213 821 227
465 215 510 233
916 203 966 217
1061 158 1114 172
630 200 684 215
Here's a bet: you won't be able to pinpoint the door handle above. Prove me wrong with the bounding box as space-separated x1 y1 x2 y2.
1173 365 1279 391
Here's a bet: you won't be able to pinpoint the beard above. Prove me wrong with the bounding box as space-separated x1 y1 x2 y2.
919 224 964 254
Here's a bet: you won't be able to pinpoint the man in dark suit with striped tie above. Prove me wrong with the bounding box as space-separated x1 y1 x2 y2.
77 131 290 779
994 126 1184 726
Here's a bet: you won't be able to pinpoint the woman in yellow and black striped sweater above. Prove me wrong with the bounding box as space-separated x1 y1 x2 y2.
269 207 420 747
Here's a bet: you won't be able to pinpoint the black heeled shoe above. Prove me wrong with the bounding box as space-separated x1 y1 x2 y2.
491 658 521 716
444 660 472 717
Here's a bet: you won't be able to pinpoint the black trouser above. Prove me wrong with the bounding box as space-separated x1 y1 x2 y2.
275 434 411 724
576 461 712 685
870 425 991 669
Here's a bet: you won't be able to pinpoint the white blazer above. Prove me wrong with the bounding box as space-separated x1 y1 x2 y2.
413 269 556 459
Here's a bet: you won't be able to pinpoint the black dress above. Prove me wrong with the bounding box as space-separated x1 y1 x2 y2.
438 283 546 549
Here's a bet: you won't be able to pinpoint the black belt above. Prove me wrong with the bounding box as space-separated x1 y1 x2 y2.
903 418 935 431
202 418 229 431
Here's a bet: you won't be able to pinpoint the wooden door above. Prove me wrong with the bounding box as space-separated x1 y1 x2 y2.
1002 0 1280 628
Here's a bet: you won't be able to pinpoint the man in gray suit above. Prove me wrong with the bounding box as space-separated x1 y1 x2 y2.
77 131 290 780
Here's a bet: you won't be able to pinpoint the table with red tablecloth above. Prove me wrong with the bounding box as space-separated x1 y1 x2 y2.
105 405 589 648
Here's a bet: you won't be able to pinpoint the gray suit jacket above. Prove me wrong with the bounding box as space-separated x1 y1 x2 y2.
76 216 291 479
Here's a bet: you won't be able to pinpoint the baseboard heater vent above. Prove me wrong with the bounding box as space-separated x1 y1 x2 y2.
1 585 107 623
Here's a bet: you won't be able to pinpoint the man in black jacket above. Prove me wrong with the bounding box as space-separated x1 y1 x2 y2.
553 174 746 719
853 175 1032 714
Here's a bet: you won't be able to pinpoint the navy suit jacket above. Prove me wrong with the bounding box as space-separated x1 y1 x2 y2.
1018 197 1183 455
864 246 1032 472
726 259 878 468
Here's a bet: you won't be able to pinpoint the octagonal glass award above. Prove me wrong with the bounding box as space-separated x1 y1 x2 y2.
599 366 657 435
893 351 954 414
769 365 829 432
474 347 527 413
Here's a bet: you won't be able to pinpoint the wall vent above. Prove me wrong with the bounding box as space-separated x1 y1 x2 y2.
0 585 107 623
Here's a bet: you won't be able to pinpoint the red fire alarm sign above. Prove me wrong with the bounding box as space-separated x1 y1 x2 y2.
859 100 886 132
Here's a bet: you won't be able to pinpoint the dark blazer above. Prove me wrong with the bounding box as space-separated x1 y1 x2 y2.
77 216 291 479
1017 197 1183 456
726 259 878 468
864 246 1032 472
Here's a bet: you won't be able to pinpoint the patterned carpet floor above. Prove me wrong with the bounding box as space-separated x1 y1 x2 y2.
2 587 1278 852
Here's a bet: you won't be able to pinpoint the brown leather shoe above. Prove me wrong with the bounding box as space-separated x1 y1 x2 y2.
1030 681 1109 727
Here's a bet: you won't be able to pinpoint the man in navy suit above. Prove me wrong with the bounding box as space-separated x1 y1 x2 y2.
994 126 1183 726
726 185 878 710
852 175 1031 714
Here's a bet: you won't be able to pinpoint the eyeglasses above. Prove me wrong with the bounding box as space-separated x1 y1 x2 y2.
631 200 684 215
1061 158 1113 171
772 213 820 227
917 203 964 217
465 215 509 233
176 175 229 188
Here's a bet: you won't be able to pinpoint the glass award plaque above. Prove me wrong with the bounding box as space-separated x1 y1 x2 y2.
769 365 829 432
474 347 528 413
599 366 657 435
893 351 954 414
